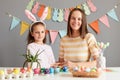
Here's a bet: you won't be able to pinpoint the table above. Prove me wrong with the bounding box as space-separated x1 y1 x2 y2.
1 67 120 80
33 67 120 80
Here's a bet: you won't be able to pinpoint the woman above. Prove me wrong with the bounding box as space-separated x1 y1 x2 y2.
58 8 100 68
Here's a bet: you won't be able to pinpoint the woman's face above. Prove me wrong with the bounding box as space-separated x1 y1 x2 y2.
31 24 45 43
70 10 82 32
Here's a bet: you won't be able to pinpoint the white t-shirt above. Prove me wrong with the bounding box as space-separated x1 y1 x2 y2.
27 43 55 68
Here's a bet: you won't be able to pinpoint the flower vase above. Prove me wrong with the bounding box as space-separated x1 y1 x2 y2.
97 50 106 69
27 62 38 69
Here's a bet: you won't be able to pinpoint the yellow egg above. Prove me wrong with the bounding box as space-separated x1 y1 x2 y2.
91 68 96 72
0 70 4 75
13 68 20 74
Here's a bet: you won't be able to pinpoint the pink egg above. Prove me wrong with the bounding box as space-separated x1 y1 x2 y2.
34 68 40 74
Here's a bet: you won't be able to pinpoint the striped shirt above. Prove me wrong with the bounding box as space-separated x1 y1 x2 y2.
59 33 99 62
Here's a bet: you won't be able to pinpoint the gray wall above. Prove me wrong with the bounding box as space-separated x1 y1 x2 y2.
0 0 120 67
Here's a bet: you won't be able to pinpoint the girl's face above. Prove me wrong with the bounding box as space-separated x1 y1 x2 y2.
31 24 45 43
70 10 82 32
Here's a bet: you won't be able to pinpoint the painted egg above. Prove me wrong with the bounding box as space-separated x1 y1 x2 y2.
34 68 40 74
0 70 4 75
49 67 54 74
73 67 78 71
85 68 91 72
13 68 20 74
44 68 50 74
91 68 97 72
55 67 60 73
62 66 68 72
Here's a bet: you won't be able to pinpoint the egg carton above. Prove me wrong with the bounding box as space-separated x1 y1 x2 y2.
0 73 33 80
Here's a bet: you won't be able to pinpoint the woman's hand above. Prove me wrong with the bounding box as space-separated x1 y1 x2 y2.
66 60 97 68
65 61 76 68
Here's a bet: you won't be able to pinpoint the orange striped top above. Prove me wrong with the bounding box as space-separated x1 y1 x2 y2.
59 33 99 62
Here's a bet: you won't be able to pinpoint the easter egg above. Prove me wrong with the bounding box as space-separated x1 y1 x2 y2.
26 67 32 72
49 67 54 74
55 67 60 73
20 68 26 73
44 68 50 74
73 67 78 71
0 70 4 75
91 68 97 72
41 68 45 73
7 69 13 74
13 68 20 74
85 68 91 72
34 68 40 74
62 66 68 72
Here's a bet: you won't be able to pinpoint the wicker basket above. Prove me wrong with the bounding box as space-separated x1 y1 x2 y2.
71 71 100 77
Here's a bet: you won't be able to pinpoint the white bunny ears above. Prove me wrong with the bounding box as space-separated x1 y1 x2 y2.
25 7 48 31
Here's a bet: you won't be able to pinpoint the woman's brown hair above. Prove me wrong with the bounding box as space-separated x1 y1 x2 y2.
67 8 88 39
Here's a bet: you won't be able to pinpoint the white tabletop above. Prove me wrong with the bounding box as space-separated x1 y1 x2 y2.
1 67 120 80
21 67 120 80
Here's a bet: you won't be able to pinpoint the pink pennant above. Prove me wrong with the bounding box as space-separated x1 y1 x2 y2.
49 30 58 44
87 0 97 12
25 9 36 22
99 15 110 27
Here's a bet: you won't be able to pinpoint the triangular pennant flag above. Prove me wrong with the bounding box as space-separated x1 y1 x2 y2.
20 21 30 35
10 16 20 30
99 15 110 27
49 30 58 44
89 20 100 34
59 30 67 38
107 9 119 22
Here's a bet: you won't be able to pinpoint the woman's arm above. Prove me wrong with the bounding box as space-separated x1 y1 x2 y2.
67 60 97 68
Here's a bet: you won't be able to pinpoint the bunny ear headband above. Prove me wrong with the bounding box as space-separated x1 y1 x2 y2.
25 7 48 32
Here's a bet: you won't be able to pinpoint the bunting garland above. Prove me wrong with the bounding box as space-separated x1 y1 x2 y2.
6 0 120 44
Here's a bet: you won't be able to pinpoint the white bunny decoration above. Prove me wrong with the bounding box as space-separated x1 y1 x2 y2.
25 6 48 24
25 9 37 22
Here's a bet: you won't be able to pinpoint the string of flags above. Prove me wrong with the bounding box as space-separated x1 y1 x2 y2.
6 0 120 44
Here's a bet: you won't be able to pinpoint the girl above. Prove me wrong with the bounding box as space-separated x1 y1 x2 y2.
27 21 55 68
58 8 100 68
